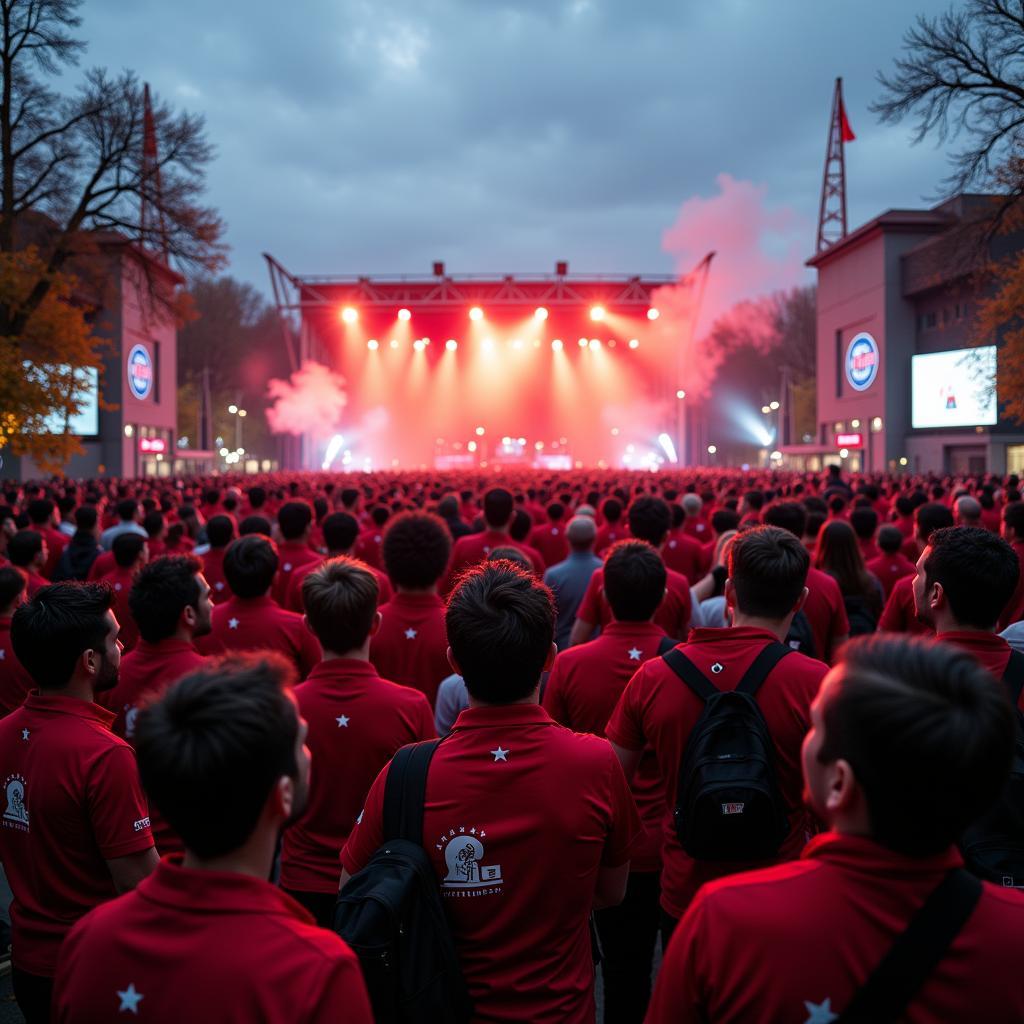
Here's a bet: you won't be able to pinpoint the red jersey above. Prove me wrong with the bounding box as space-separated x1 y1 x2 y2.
879 574 933 636
663 531 708 584
682 516 711 542
0 614 32 718
647 833 1024 1024
23 568 48 598
577 563 693 640
998 539 1024 630
606 626 827 919
280 658 434 893
199 547 229 601
98 565 140 651
803 567 851 661
0 693 155 976
939 631 1024 709
342 703 642 1024
369 592 450 706
901 534 922 562
197 595 320 679
857 536 880 563
447 529 544 586
595 522 628 555
40 525 67 579
284 556 393 613
53 857 373 1024
87 550 116 581
543 620 669 872
529 522 569 568
866 551 917 598
270 540 322 607
354 528 385 569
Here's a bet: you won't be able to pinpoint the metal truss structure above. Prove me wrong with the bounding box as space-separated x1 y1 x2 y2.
816 77 851 253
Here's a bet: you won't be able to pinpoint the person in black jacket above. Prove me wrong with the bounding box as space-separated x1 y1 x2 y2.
52 507 102 582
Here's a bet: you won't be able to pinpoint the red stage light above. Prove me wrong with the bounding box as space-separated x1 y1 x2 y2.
628 338 640 349
469 307 484 321
367 339 379 350
551 339 563 351
446 339 458 351
647 307 660 321
341 306 358 323
589 306 606 322
534 306 548 321
398 308 412 321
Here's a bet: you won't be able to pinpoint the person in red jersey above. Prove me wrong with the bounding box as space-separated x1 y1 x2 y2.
270 500 321 606
762 502 849 661
354 504 390 569
342 562 642 1024
595 496 628 554
997 501 1024 630
0 566 31 717
867 524 917 599
509 508 547 571
850 505 880 563
680 493 710 542
647 636 1024 1024
2 582 157 1023
7 530 49 598
196 514 235 601
197 535 320 679
543 541 670 1024
900 501 954 564
570 497 692 646
663 502 708 584
25 498 66 579
53 655 374 1024
528 501 570 568
280 559 434 924
97 532 149 652
446 487 544 586
285 512 392 613
607 526 828 936
370 511 452 706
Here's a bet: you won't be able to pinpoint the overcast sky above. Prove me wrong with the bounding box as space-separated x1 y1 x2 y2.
78 0 952 299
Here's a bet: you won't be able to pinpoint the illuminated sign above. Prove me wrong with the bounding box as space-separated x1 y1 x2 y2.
835 433 863 448
845 332 879 392
139 437 166 454
127 344 153 400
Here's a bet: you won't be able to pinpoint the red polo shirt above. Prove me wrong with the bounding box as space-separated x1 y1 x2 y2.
40 525 67 579
879 574 933 636
447 529 545 587
543 621 669 872
197 595 320 679
939 631 1024 709
270 540 322 606
199 547 230 602
0 693 155 976
354 528 385 569
98 566 140 651
998 539 1024 630
595 522 628 555
0 614 32 718
529 522 569 568
663 530 708 584
606 626 827 919
866 551 917 598
52 857 373 1024
802 566 851 660
369 592 450 706
23 568 48 598
281 659 434 893
647 833 1024 1024
342 703 643 1024
577 562 693 640
87 549 115 581
284 556 392 613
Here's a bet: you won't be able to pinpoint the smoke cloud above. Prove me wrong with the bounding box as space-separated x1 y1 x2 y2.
265 360 348 437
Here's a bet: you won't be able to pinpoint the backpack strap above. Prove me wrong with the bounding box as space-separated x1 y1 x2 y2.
836 869 982 1023
657 634 680 657
662 647 718 701
382 739 442 845
734 642 792 698
1001 649 1024 707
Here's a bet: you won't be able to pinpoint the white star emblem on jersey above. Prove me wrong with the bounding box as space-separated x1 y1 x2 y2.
491 746 509 762
405 628 417 640
228 617 239 630
628 647 642 661
283 562 292 572
117 983 144 1014
336 715 350 727
215 581 224 591
803 998 838 1024
21 728 29 741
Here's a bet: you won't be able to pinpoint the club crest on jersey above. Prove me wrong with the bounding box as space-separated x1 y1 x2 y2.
721 802 745 816
437 825 503 896
2 774 29 829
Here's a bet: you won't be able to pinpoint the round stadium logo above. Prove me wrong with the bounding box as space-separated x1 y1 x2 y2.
845 332 879 392
127 344 153 400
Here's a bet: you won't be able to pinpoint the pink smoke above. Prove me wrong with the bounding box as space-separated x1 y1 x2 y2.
265 360 348 437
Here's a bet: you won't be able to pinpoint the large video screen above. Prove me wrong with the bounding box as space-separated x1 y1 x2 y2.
911 346 997 429
25 363 100 436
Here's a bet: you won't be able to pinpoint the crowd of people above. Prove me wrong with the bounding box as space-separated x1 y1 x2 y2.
0 463 1023 1022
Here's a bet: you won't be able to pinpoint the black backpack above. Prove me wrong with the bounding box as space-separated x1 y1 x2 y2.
960 650 1024 888
843 594 878 637
664 642 792 861
334 740 473 1024
784 609 818 659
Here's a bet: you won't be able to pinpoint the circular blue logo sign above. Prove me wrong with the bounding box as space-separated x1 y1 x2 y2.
127 344 153 400
845 332 879 392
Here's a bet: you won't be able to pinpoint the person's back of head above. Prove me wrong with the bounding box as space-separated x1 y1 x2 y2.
815 520 868 596
682 493 702 519
895 495 914 519
143 510 165 542
134 654 302 860
710 507 740 537
565 515 596 553
509 508 532 543
277 500 313 542
382 511 451 590
806 635 1014 856
117 498 139 523
224 535 279 599
919 526 1019 630
487 547 533 572
113 532 147 569
876 525 903 555
437 495 459 521
74 505 98 534
828 495 847 517
670 503 686 531
482 488 514 530
302 557 378 655
849 506 878 541
206 514 236 550
728 525 809 622
743 490 764 514
546 502 565 523
247 486 267 510
239 514 273 538
27 497 54 527
446 561 554 704
915 501 955 544
11 581 116 692
321 511 359 554
603 541 666 623
955 495 982 526
129 555 208 645
202 488 220 508
8 529 43 569
628 496 671 547
601 497 623 525
0 565 26 616
762 501 807 539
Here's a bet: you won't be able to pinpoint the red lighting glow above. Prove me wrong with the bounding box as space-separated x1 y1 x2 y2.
397 308 412 321
341 307 358 324
647 308 660 321
534 307 548 322
446 339 458 351
628 338 640 349
469 307 484 321
589 306 606 322
367 339 379 350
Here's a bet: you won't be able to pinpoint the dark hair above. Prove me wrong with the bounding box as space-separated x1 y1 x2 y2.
815 521 876 604
11 582 114 689
446 562 554 703
322 511 359 553
546 502 565 523
627 496 671 546
370 505 390 528
877 525 904 555
923 526 1020 629
247 486 267 509
487 546 533 571
116 498 139 522
710 507 740 536
8 529 42 568
134 654 299 859
743 490 764 512
277 501 312 541
762 501 807 538
603 541 666 622
510 508 532 543
1003 501 1024 537
601 497 623 524
482 488 514 529
849 506 878 541
820 636 1015 855
206 515 235 549
728 526 809 619
0 566 26 609
129 556 203 644
113 532 147 568
239 514 273 537
27 498 54 525
382 511 451 589
142 510 165 540
73 505 98 531
302 557 378 653
915 502 954 542
223 536 278 598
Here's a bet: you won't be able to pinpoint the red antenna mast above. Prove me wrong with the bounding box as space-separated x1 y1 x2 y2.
816 77 856 253
140 83 169 262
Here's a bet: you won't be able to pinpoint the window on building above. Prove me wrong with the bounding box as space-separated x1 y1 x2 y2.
1008 445 1024 477
924 311 938 329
